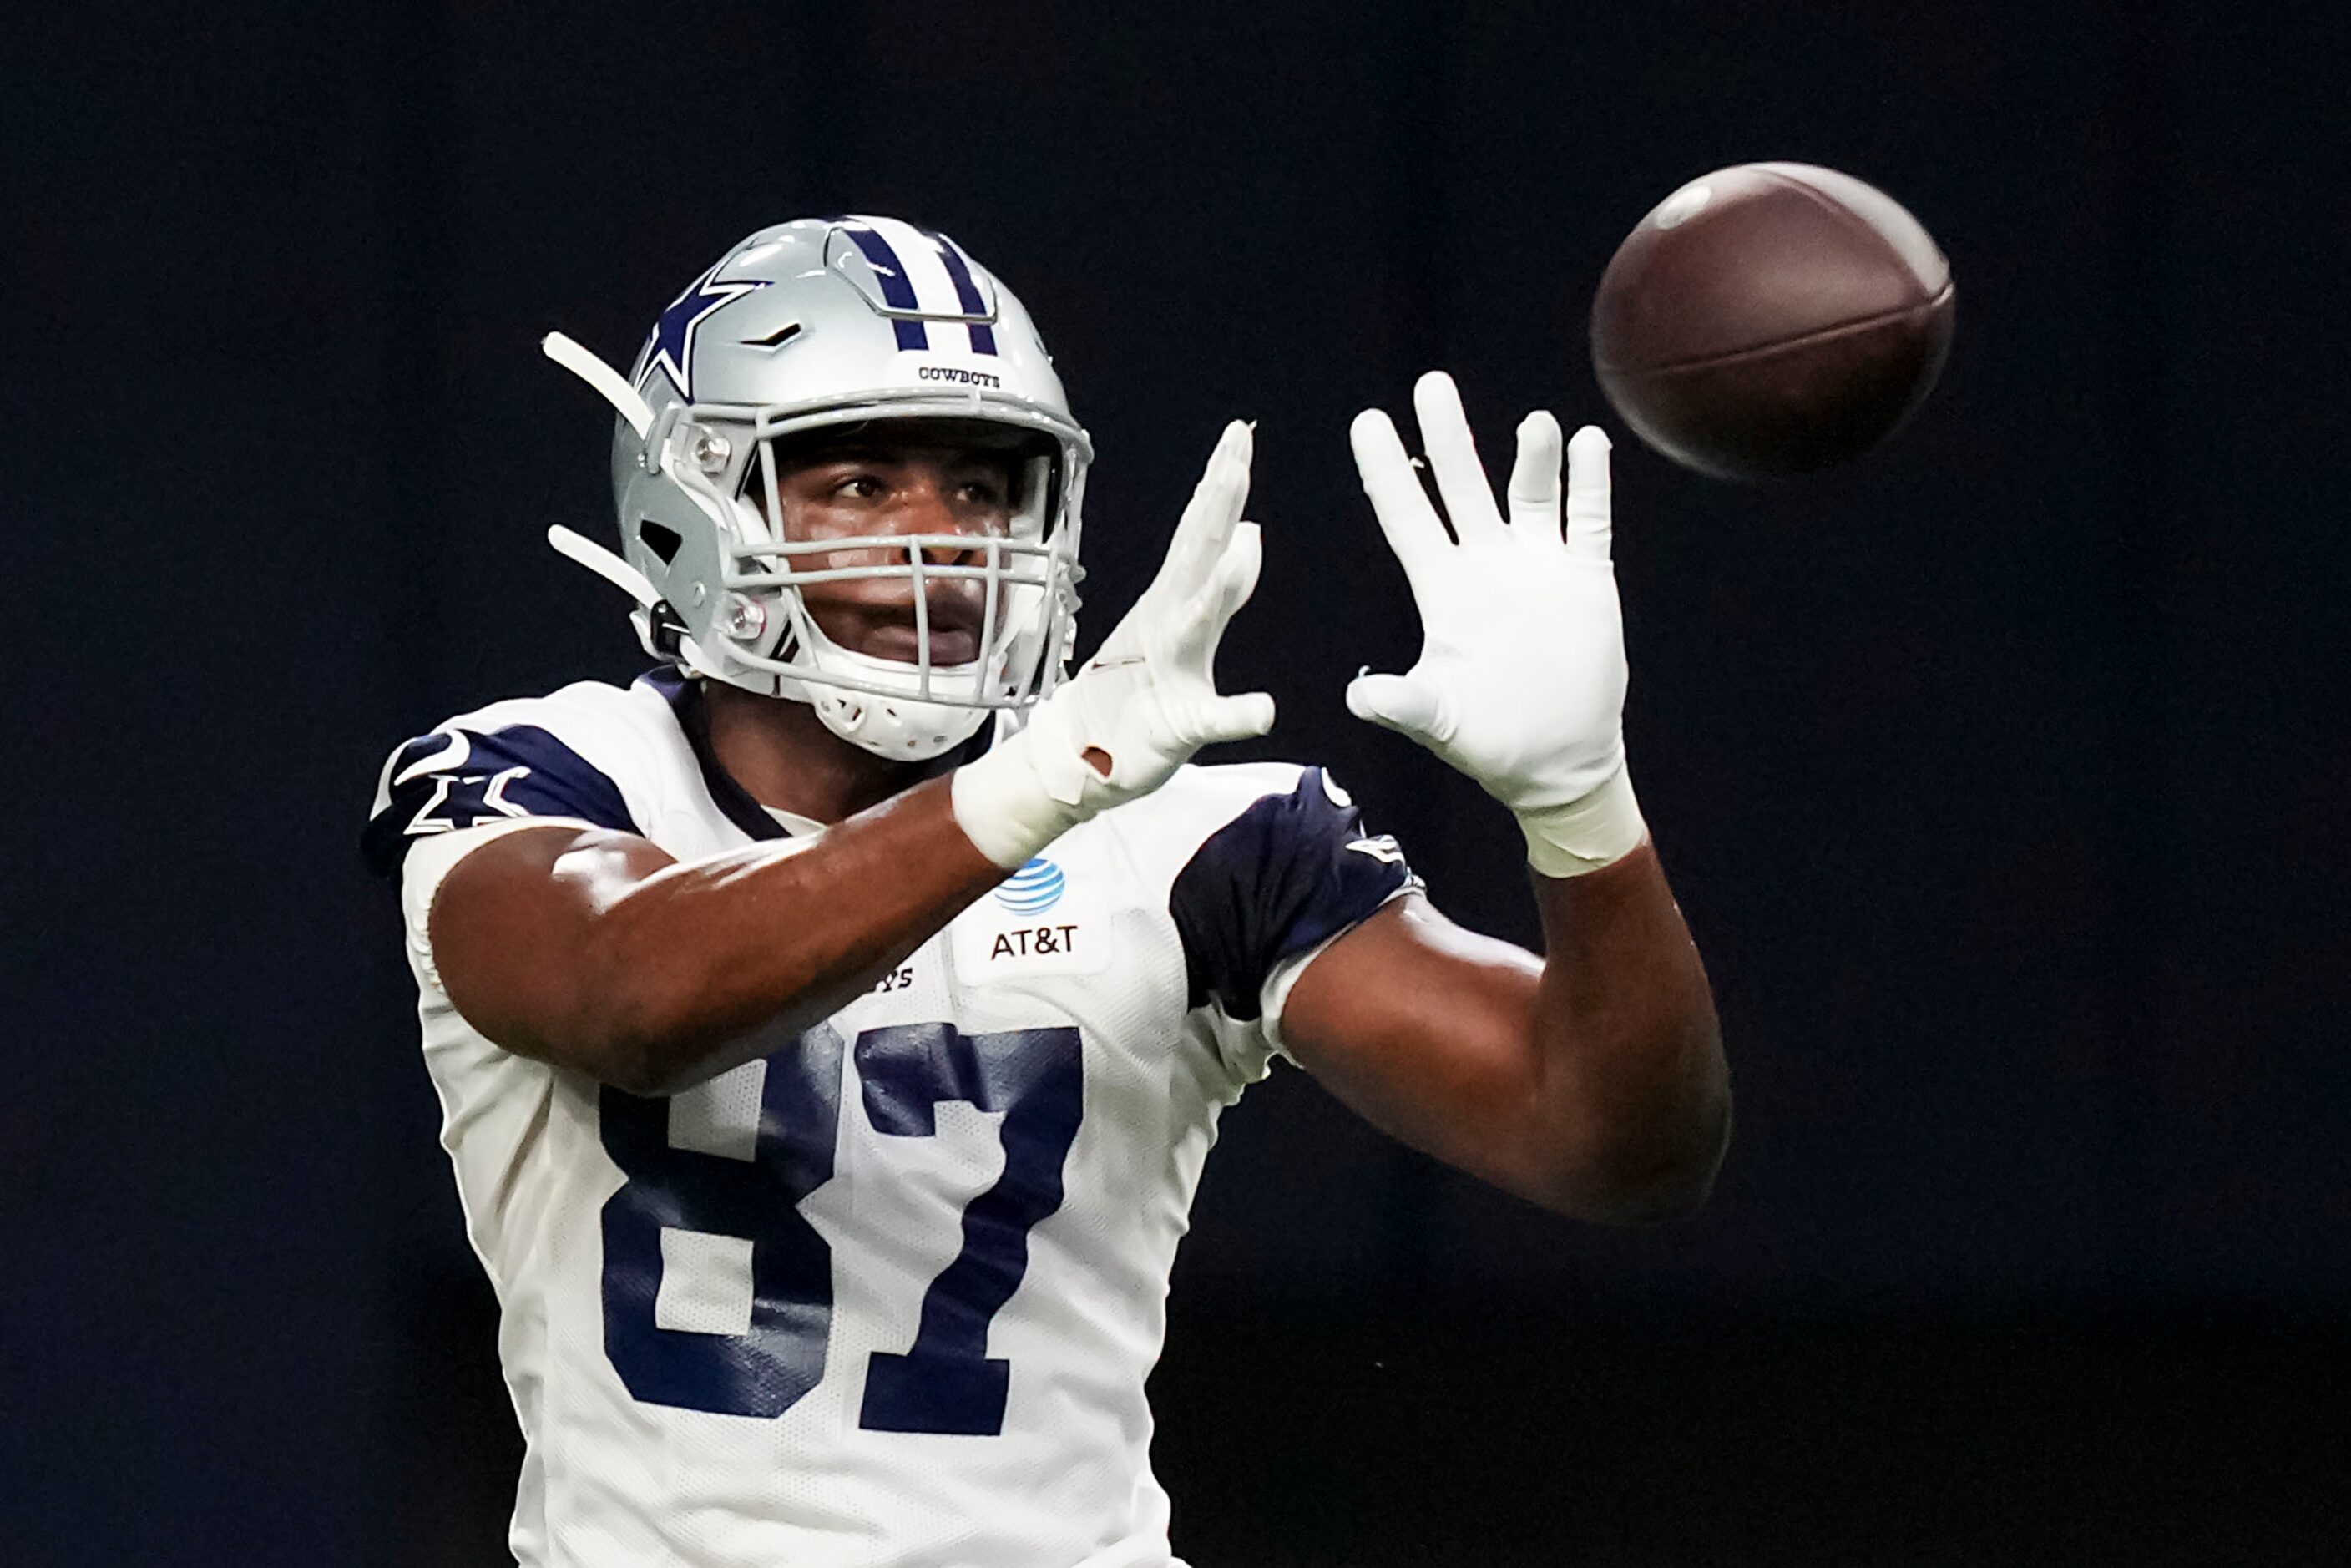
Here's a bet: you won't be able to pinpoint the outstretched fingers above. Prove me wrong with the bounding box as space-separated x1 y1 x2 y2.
1350 407 1447 578
1189 689 1277 746
1211 520 1264 625
1165 521 1262 678
1344 666 1447 744
1160 527 1275 750
1507 410 1565 543
1160 419 1255 597
1564 425 1613 560
1412 372 1505 543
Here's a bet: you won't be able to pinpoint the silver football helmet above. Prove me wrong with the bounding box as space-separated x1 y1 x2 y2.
544 215 1092 761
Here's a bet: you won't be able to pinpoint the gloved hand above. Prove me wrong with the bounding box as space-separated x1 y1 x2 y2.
953 420 1277 868
1347 372 1647 877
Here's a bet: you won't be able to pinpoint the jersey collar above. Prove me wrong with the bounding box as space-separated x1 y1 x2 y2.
636 666 999 843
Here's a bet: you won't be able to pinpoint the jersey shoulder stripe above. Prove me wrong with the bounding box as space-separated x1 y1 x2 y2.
361 680 663 877
1151 762 1416 1019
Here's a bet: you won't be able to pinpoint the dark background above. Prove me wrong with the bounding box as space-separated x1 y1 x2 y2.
8 2 2347 1562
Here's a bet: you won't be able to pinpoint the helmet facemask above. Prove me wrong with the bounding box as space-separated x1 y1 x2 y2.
702 419 1081 760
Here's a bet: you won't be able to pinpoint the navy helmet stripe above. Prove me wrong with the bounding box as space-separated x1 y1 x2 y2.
925 231 999 357
928 235 987 312
842 225 922 311
844 225 933 348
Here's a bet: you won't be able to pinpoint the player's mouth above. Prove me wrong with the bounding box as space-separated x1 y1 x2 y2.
862 602 983 666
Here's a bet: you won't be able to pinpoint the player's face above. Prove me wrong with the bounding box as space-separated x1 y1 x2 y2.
756 442 1020 668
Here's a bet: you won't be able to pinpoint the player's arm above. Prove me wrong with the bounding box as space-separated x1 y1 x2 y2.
426 422 1273 1095
427 781 1002 1095
1280 372 1729 1224
1281 855 1723 1225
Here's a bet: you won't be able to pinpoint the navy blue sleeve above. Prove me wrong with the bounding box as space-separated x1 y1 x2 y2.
1167 768 1416 1020
361 724 640 878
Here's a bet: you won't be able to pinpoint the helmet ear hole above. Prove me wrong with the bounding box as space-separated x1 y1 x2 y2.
640 521 684 565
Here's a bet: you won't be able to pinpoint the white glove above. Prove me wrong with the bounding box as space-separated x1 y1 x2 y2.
1347 372 1647 877
953 420 1277 868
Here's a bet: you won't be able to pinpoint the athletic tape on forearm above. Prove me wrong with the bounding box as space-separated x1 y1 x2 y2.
1514 765 1648 878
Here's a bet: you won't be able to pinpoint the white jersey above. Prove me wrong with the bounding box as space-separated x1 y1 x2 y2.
364 670 1415 1568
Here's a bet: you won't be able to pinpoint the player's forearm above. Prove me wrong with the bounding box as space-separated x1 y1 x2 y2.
1523 843 1729 1222
570 776 1005 1093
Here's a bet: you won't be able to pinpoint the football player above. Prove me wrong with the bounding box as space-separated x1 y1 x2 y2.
366 215 1728 1567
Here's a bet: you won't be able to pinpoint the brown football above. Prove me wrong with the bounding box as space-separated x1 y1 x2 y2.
1590 162 1955 482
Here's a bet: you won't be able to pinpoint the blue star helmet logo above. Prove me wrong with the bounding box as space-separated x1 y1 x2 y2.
632 262 768 399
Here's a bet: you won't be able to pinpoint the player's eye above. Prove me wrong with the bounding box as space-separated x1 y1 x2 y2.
834 473 887 501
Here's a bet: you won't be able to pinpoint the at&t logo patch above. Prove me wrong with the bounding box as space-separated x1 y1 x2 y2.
994 857 1065 916
956 853 1107 980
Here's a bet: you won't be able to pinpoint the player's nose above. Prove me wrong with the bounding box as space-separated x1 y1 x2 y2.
918 533 993 568
887 483 991 567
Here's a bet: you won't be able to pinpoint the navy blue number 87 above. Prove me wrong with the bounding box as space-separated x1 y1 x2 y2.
599 1021 1084 1434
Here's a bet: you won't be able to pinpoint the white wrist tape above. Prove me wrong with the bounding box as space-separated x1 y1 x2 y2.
1514 764 1648 878
950 733 1087 870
